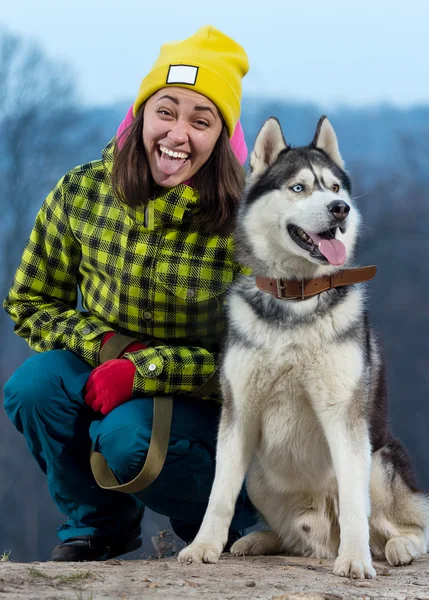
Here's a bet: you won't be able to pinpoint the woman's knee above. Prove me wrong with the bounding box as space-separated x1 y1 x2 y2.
4 350 91 426
96 424 151 483
92 397 218 489
90 399 154 482
99 428 215 497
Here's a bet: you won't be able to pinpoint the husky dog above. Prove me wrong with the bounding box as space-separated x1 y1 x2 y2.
178 117 429 579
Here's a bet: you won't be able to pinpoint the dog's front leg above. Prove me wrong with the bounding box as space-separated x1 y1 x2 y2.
314 395 376 579
178 393 257 564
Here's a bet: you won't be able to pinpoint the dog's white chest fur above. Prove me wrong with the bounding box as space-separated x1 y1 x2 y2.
224 287 365 491
257 384 334 493
226 286 364 400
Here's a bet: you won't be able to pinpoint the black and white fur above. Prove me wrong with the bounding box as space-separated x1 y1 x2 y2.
178 117 429 578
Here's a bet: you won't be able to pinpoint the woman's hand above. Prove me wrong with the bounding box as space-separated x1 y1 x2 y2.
84 359 136 415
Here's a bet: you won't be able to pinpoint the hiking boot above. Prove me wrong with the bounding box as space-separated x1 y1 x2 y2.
50 529 142 562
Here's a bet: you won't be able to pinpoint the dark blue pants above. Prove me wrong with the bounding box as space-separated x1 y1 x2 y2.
4 350 256 542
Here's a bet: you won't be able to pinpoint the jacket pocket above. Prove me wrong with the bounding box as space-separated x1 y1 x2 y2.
155 268 234 304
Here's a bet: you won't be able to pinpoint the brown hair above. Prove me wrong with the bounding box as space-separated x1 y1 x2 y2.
111 106 245 234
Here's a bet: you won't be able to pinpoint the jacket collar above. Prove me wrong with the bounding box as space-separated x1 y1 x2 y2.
102 138 200 229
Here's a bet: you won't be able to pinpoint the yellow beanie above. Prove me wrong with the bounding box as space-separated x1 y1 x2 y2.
133 25 249 137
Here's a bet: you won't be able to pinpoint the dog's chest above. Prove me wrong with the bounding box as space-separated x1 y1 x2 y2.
257 389 333 487
248 320 336 383
227 287 363 400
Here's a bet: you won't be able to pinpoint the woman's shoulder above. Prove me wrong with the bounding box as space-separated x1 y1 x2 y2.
52 139 116 211
63 138 115 188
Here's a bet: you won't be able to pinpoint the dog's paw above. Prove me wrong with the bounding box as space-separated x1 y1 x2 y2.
178 542 221 564
385 536 419 566
333 554 376 579
230 531 282 556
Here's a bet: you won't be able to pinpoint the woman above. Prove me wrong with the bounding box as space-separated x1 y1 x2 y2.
3 25 256 562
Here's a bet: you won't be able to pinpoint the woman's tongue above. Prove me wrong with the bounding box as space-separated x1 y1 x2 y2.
308 231 347 266
158 151 188 175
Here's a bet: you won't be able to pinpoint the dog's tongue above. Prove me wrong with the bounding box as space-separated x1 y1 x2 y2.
308 232 347 266
158 153 187 175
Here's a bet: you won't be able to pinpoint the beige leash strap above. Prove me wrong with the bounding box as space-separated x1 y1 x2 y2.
187 371 220 398
99 334 168 363
90 395 173 493
99 334 141 363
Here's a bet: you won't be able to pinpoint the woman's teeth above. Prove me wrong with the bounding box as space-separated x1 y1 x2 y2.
159 145 189 159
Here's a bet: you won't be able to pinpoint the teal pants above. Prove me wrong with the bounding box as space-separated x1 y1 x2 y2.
4 350 256 542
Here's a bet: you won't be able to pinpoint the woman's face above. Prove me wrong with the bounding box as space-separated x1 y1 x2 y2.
143 87 223 188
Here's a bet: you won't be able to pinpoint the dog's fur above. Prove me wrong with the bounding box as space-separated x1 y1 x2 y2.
178 117 429 578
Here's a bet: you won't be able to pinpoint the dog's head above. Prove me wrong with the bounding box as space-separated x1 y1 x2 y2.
237 117 360 279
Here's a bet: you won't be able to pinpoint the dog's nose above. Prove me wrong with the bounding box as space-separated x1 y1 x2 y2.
327 200 350 221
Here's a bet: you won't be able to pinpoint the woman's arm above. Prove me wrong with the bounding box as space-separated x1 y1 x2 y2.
125 344 219 399
3 175 112 366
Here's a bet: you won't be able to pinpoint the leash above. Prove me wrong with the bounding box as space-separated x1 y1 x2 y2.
90 395 173 493
89 372 219 493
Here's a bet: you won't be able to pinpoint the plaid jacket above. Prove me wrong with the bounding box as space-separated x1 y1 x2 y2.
4 139 245 400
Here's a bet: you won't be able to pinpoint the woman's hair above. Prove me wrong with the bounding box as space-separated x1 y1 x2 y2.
111 106 245 235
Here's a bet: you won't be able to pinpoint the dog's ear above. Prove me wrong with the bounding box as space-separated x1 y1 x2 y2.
250 117 288 179
312 116 344 169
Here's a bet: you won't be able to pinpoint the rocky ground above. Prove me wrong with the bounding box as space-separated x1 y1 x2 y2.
1 552 429 600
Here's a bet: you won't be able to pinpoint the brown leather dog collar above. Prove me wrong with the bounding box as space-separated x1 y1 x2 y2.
255 266 377 300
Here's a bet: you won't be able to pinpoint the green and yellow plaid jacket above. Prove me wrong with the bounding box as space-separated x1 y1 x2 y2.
4 139 246 401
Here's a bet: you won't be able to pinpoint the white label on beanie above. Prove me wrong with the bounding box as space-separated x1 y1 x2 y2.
166 65 198 86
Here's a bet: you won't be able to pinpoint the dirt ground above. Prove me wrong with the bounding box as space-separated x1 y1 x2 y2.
1 553 429 600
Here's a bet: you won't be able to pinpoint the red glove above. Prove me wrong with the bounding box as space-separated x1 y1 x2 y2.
84 333 148 415
84 359 136 414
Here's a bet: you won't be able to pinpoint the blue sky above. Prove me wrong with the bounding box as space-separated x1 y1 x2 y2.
1 0 428 108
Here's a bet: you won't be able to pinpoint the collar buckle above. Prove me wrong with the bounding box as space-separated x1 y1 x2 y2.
300 279 305 300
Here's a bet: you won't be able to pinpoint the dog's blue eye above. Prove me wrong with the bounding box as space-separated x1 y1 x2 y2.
291 184 304 193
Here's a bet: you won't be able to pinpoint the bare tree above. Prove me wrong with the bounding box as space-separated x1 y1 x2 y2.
0 28 107 561
0 28 106 307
